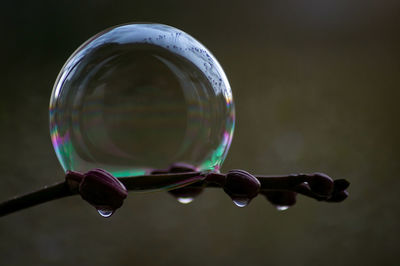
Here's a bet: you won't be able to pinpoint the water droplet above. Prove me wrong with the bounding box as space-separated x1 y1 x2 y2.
97 209 114 217
177 197 194 204
49 23 235 190
276 205 289 211
232 198 249 207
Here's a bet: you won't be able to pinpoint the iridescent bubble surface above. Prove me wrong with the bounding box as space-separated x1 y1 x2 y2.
50 23 235 187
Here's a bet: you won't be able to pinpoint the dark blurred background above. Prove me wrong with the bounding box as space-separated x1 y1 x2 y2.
1 0 399 265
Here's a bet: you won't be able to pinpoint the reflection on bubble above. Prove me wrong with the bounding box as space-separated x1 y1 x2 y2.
50 23 235 190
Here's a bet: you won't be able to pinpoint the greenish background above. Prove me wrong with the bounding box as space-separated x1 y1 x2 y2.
1 1 399 265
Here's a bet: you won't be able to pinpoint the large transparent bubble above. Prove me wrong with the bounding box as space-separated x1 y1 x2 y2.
50 23 235 181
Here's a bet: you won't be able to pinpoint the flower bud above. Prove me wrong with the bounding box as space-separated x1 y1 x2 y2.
224 169 261 205
333 179 350 191
327 179 350 202
79 169 128 212
308 173 334 196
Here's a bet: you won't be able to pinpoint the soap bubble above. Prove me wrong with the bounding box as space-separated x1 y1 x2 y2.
49 23 235 181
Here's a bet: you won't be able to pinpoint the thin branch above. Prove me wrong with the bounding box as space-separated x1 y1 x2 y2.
0 171 349 217
0 172 207 217
0 182 73 216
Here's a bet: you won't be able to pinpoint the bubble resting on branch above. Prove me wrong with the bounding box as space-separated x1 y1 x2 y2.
0 168 350 217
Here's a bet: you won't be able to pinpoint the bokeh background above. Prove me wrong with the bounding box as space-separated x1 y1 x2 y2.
1 1 399 265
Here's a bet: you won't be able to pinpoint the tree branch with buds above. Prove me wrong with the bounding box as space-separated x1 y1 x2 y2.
0 163 350 217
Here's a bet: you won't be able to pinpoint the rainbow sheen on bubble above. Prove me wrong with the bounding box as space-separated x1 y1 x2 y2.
49 23 235 186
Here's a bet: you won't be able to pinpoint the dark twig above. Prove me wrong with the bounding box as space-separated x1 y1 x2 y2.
0 171 208 217
0 182 73 216
0 169 349 217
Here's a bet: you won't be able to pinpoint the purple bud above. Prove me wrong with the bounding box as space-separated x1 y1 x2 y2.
327 179 349 202
224 169 261 204
308 173 334 196
333 179 350 192
79 169 128 212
